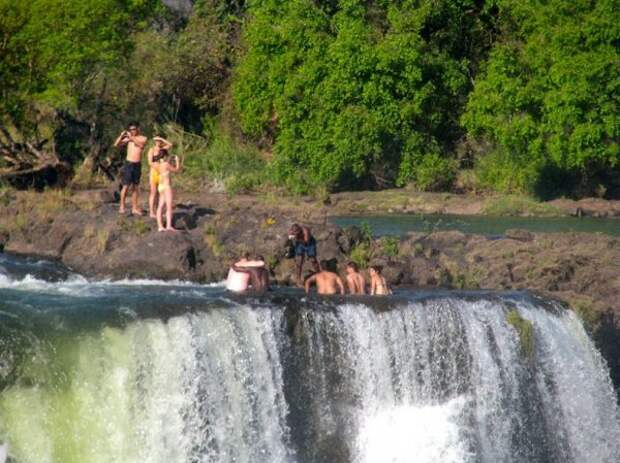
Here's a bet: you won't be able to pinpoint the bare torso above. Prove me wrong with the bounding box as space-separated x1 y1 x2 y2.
371 275 391 295
126 136 147 162
306 271 345 295
346 272 366 294
228 260 266 292
154 161 173 188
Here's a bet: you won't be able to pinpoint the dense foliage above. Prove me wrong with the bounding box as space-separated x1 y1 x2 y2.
463 0 620 198
234 0 495 192
1 0 618 197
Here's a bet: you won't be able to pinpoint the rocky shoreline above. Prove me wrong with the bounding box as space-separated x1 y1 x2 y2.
0 188 619 393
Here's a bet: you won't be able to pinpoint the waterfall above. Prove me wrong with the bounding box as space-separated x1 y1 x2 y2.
0 291 619 463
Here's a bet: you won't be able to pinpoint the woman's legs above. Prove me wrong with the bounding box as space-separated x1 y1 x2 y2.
165 187 175 230
156 190 166 231
149 183 158 218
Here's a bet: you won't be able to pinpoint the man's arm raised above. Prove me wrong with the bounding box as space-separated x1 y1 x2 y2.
114 131 129 148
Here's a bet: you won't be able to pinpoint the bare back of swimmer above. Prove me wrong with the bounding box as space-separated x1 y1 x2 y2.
226 254 265 293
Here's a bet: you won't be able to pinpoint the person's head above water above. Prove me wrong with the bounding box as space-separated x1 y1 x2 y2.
320 259 338 273
346 261 359 273
369 265 383 275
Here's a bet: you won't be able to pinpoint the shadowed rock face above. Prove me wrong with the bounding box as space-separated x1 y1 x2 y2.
0 189 619 395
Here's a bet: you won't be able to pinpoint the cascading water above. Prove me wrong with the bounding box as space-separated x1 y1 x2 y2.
0 254 619 463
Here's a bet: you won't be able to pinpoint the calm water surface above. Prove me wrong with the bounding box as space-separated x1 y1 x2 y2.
330 213 620 237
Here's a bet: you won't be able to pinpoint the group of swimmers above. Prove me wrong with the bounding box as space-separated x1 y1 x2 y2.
113 122 181 232
226 223 391 296
114 122 392 296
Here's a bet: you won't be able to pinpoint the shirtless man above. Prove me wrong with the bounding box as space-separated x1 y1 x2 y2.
345 261 366 294
147 135 173 218
304 260 345 295
114 122 148 215
226 253 266 293
232 256 270 294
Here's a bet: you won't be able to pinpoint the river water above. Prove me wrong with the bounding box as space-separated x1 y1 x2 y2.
0 253 619 463
330 214 620 237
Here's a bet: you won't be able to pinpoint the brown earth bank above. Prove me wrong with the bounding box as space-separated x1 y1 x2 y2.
327 188 620 217
0 188 619 394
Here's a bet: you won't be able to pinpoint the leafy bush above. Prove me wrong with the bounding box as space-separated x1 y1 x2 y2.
349 243 373 269
463 0 620 198
380 237 400 258
162 124 267 193
234 0 485 192
411 153 457 192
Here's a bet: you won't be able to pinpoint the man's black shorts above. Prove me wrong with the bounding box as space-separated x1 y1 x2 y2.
295 236 317 257
121 161 141 186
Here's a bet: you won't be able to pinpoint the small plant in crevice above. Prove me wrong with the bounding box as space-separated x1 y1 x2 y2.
96 229 110 255
350 242 374 269
359 221 374 242
380 236 400 258
506 309 535 360
203 224 223 257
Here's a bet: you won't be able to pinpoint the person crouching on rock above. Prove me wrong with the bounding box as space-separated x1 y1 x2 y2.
304 260 345 295
289 223 320 285
345 261 366 294
147 135 173 218
226 253 266 293
152 149 181 232
369 265 391 295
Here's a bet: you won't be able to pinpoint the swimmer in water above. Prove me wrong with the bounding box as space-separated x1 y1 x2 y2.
369 265 391 295
226 253 266 293
304 260 345 295
232 255 270 294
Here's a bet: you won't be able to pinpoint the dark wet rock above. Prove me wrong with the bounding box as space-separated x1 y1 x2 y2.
0 231 7 253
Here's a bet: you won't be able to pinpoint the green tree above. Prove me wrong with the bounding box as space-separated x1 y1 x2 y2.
0 0 155 185
463 0 620 197
234 0 497 193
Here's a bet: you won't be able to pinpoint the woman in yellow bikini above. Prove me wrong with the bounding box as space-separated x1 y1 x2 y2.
147 136 172 218
153 149 182 232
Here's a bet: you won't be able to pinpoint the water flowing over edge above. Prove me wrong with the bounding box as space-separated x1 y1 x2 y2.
0 280 619 462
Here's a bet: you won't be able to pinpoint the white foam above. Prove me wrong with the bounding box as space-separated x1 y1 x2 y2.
356 396 473 463
0 272 225 296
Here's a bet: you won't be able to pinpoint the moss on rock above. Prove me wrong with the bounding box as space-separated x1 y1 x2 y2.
506 309 535 359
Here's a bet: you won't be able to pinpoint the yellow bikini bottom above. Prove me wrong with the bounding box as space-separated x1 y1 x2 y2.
158 183 170 194
150 169 160 186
